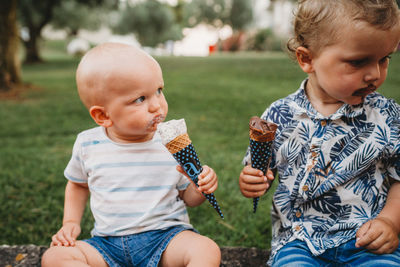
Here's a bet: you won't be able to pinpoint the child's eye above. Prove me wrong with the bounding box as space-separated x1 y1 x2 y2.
348 59 368 67
379 55 391 64
133 96 145 103
156 88 163 95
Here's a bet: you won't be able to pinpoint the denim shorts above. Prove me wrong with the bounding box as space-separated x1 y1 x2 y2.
271 238 400 267
84 226 194 267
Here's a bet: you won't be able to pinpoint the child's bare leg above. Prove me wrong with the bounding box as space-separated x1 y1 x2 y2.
41 241 108 267
160 230 221 267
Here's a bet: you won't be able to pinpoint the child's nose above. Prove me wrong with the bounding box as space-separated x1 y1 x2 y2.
148 97 161 112
364 63 381 82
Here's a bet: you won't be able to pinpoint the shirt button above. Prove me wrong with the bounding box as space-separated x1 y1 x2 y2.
302 185 309 192
321 120 327 127
295 211 302 218
295 225 301 231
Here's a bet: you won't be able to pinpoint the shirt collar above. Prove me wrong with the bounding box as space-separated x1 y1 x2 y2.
292 79 365 121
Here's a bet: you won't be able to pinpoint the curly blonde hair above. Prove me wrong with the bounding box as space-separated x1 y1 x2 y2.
287 0 400 59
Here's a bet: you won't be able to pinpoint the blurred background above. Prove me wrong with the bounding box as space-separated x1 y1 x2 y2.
1 0 400 250
1 0 297 91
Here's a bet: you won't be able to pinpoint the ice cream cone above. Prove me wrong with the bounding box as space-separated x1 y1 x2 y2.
249 116 277 213
159 120 224 219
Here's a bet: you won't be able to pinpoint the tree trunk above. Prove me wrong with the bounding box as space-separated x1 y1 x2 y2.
0 0 21 91
23 30 42 63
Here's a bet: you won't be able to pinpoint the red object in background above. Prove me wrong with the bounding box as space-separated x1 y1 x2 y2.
209 44 217 55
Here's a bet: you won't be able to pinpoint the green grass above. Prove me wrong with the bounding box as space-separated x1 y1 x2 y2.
1 41 400 249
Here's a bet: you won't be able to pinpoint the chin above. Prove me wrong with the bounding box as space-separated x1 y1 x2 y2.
346 98 364 106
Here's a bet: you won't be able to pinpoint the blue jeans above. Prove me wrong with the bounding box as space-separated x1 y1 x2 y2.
271 238 400 267
84 226 194 267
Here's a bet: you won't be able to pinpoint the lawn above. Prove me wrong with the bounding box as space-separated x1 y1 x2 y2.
1 40 400 249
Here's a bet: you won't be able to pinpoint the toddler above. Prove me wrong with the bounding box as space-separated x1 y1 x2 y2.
41 42 221 267
239 0 400 266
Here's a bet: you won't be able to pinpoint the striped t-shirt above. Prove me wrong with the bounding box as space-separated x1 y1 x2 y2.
64 126 193 236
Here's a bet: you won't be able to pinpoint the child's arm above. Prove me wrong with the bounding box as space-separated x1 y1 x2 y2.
51 180 89 247
356 180 400 254
178 165 217 207
239 165 275 198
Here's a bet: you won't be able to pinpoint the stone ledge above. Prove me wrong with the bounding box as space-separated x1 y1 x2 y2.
0 245 269 267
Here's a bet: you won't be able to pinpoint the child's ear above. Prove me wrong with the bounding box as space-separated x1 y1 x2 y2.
296 46 314 73
89 106 113 128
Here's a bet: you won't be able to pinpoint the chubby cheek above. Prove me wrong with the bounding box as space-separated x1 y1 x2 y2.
161 99 168 117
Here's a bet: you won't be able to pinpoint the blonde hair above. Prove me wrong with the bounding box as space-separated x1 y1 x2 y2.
287 0 400 59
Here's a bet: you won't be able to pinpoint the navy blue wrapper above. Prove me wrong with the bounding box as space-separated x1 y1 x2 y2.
172 143 224 219
250 138 273 213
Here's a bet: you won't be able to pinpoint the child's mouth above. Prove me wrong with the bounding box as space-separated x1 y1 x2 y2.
149 114 165 127
352 85 376 97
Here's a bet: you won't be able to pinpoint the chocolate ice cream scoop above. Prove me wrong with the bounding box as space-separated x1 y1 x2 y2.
249 116 277 142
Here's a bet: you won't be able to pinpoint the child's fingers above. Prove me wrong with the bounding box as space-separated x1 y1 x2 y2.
241 182 269 192
355 221 370 244
198 166 218 193
200 181 218 194
266 169 275 182
198 166 215 184
240 172 267 184
371 241 397 254
240 181 269 198
64 231 76 246
364 235 392 254
356 221 379 248
243 165 264 177
56 228 77 247
50 236 61 247
199 175 218 194
51 232 66 247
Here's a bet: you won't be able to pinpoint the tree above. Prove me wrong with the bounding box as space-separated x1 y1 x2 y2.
51 0 116 37
228 0 253 31
18 0 62 63
0 0 21 91
113 0 182 47
183 0 252 31
18 0 117 63
183 0 228 28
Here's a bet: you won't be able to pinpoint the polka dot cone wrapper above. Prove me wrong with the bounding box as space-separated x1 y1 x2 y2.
172 143 224 219
250 138 273 213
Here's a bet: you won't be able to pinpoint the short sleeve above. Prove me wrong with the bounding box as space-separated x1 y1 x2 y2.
64 135 88 183
177 173 190 191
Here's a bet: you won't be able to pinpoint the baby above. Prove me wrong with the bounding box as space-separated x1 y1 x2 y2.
41 42 221 267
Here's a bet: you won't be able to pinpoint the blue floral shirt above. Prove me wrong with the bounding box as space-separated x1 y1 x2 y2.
243 80 400 265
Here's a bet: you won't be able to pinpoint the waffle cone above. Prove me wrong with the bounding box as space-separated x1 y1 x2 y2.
166 133 192 154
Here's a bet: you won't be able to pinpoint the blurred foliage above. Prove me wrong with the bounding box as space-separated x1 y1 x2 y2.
183 0 253 31
17 0 115 62
51 0 116 36
112 0 182 47
183 0 227 28
246 28 284 52
228 0 253 31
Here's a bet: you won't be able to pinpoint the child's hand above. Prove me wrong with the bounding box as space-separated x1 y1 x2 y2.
355 217 399 254
177 165 218 194
50 221 81 247
239 165 274 198
197 165 218 194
